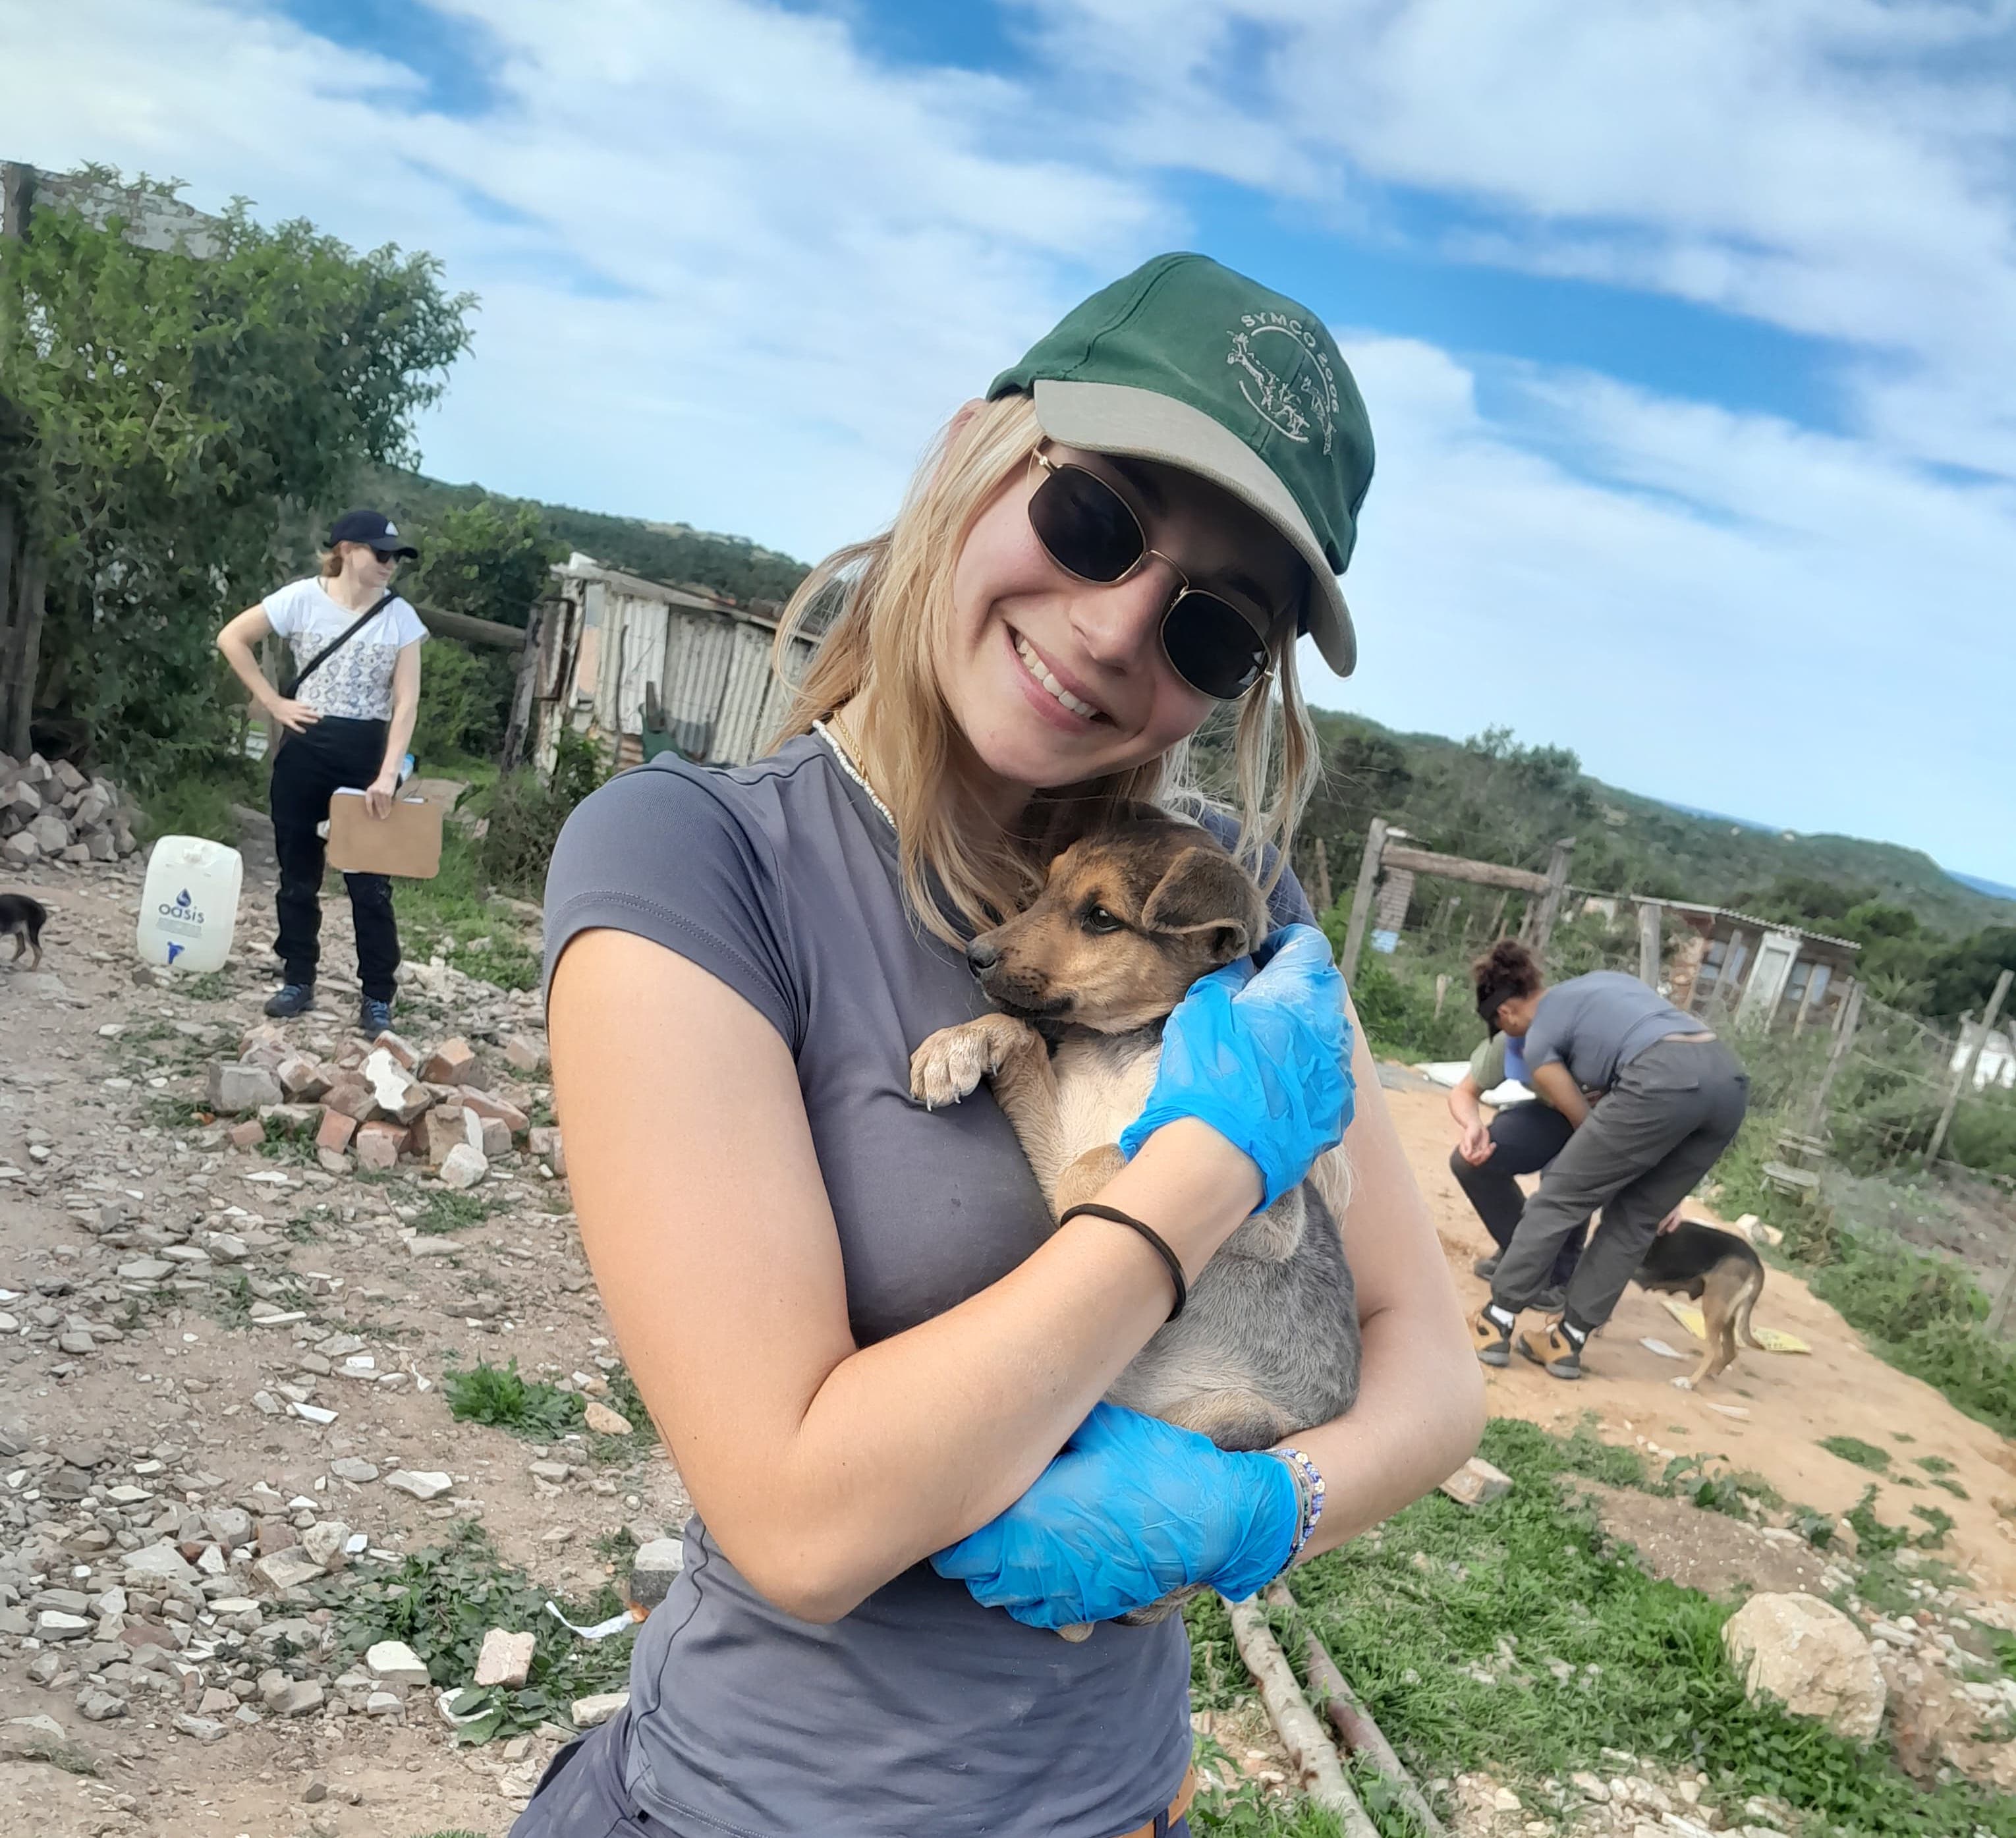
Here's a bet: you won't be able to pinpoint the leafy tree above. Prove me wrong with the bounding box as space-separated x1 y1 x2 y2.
0 169 472 779
403 499 559 630
1922 926 2016 1021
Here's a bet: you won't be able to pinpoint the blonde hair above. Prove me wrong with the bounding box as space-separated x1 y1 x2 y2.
770 394 1318 944
318 547 345 579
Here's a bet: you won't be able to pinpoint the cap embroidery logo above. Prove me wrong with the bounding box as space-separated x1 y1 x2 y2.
1227 314 1339 455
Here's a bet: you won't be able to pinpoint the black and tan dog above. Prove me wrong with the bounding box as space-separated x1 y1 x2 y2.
1632 1219 1766 1391
0 893 47 971
910 808 1360 1627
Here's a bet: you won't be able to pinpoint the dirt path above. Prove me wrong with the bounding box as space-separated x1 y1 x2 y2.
1386 1075 2016 1595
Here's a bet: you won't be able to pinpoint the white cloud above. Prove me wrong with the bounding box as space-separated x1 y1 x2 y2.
3 0 2012 877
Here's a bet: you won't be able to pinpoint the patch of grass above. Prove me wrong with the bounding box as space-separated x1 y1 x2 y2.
1820 1435 1891 1472
410 1188 496 1236
393 828 542 993
177 970 233 1001
1917 1453 1957 1474
443 1358 584 1440
1228 1418 2016 1837
142 1094 210 1130
327 1522 629 1746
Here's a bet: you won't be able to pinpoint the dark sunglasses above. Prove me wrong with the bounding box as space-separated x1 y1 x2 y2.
1027 450 1279 701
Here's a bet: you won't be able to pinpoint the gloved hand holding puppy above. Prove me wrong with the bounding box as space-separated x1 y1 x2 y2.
934 923 1353 1629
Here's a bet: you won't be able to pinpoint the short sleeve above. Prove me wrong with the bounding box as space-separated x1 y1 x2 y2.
1467 1036 1501 1089
1521 995 1567 1071
389 597 429 648
262 579 312 637
542 762 800 1050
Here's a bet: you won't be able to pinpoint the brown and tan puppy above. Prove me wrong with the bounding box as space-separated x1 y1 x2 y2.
911 809 1360 1628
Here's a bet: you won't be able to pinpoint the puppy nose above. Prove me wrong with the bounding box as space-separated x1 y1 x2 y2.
966 939 1001 976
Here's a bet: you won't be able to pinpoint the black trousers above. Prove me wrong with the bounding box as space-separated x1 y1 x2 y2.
268 716 401 1001
1450 1100 1584 1289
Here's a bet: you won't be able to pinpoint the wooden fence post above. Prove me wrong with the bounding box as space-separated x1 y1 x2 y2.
1929 967 2013 1165
1528 837 1577 962
1312 835 1333 914
1637 901 1663 988
1803 978 1863 1139
1339 818 1387 984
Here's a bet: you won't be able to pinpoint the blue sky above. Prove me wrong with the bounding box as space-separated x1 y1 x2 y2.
7 0 2015 886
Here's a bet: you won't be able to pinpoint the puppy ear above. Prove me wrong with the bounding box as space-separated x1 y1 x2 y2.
1140 848 1264 962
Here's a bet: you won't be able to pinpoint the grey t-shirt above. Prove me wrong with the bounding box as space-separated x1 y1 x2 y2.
543 733 1314 1838
1522 971 1703 1094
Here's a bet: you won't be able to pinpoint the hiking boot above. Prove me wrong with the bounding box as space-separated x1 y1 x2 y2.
1517 1320 1583 1380
359 996 395 1037
1470 1306 1512 1368
264 982 315 1018
1471 1255 1500 1281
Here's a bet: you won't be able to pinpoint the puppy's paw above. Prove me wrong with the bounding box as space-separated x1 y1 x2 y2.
1670 1375 1695 1391
910 1016 1029 1109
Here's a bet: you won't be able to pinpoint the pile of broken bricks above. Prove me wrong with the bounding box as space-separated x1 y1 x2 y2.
0 751 138 870
204 1024 563 1188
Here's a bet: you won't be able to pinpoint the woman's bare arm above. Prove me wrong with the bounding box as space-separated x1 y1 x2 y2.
369 644 422 815
1529 1061 1590 1126
1289 1003 1486 1555
216 605 318 734
549 928 1264 1624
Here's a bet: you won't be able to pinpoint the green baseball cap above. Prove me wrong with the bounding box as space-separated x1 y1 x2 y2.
989 252 1373 677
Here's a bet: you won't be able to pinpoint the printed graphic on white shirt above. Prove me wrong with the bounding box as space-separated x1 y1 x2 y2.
262 578 428 721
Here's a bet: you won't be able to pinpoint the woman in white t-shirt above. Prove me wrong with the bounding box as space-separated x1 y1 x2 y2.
217 509 428 1035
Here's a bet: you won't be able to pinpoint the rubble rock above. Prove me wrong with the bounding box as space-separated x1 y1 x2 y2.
366 1640 432 1687
384 1468 453 1501
206 1062 283 1115
420 1038 477 1084
572 1691 629 1729
530 1126 566 1176
628 1538 685 1613
254 1549 327 1593
1723 1592 1886 1743
474 1628 536 1689
502 1033 546 1073
354 1120 408 1171
329 1457 380 1485
300 1520 352 1572
439 1142 488 1189
584 1400 634 1437
1439 1457 1514 1508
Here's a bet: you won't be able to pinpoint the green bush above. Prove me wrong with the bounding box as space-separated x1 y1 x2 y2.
416 636 516 764
477 727 609 895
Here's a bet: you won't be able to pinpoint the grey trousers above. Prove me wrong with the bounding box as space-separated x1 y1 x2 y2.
1490 1037 1748 1333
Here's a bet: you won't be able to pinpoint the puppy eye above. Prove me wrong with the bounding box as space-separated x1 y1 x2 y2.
1084 906 1123 934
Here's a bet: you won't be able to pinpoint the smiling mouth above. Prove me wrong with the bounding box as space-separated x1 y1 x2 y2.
1011 629 1107 723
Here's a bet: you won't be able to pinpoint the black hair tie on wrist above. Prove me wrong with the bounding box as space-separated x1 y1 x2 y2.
1057 1203 1187 1323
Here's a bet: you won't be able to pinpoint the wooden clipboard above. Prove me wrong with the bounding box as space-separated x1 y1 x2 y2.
325 789 443 879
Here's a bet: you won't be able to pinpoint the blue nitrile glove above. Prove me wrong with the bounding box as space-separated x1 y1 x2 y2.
1117 923 1353 1210
930 1403 1299 1629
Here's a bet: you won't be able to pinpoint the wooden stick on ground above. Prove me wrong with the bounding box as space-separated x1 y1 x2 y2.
1227 1596 1380 1838
1266 1583 1450 1838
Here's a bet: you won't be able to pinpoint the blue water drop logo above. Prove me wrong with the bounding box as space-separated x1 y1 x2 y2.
167 942 184 964
176 889 192 908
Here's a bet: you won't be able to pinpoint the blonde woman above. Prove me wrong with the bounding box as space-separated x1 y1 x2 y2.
528 256 1481 1838
216 509 425 1036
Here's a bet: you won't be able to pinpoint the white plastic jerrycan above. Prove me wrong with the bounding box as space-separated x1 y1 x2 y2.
137 835 243 973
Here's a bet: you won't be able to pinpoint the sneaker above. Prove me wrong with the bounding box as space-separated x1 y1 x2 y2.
359 996 395 1036
1470 1306 1512 1368
1517 1321 1583 1380
264 982 315 1018
1530 1285 1566 1315
1471 1255 1500 1281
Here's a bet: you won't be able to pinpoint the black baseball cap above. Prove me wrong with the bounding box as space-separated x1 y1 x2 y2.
328 509 418 559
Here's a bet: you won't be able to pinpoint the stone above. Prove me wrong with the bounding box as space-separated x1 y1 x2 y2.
627 1538 685 1613
530 1126 566 1176
366 1639 432 1687
277 1055 331 1101
474 1627 536 1689
78 1690 128 1722
36 1610 92 1640
225 1119 266 1150
364 1048 431 1123
0 831 37 868
572 1690 629 1729
528 1460 572 1485
172 1713 226 1742
253 1549 327 1592
372 1029 423 1069
364 1691 403 1716
383 1468 453 1501
205 1062 283 1115
473 1113 513 1158
272 1679 325 1717
121 1544 198 1584
459 1086 530 1137
330 1457 379 1485
1723 1592 1886 1743
304 1779 329 1804
424 1105 469 1165
117 1257 175 1283
204 1507 253 1546
584 1400 634 1438
438 1143 487 1190
321 1077 378 1123
27 811 68 853
353 1121 408 1171
419 1038 477 1084
502 1033 546 1074
1438 1457 1513 1508
300 1520 352 1571
1572 1772 1610 1802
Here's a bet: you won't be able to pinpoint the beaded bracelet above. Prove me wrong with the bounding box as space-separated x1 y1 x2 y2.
1270 1443 1327 1570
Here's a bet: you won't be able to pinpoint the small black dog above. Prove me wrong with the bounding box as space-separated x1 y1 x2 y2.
0 893 47 970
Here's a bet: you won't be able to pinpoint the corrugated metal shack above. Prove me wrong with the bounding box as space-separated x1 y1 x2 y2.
525 555 817 773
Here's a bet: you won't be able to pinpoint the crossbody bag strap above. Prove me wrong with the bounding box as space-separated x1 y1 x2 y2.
283 590 399 698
